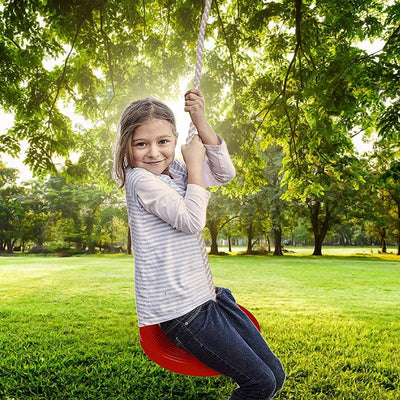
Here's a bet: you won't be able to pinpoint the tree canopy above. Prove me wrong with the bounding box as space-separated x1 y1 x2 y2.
1 0 399 255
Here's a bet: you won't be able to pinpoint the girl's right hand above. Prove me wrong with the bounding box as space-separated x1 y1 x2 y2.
181 135 206 168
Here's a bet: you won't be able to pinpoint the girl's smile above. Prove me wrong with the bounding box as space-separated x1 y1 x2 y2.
129 118 177 175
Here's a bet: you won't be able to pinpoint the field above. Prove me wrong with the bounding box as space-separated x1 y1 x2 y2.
0 251 399 399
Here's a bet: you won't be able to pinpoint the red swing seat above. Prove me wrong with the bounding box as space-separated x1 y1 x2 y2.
139 304 261 376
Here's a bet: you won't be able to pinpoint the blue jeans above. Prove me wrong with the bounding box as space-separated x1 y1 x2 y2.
160 287 285 400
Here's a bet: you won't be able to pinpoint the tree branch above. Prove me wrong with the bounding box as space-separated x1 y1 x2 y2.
253 0 303 123
383 23 400 51
350 127 364 138
5 36 22 49
284 103 300 168
219 215 239 231
215 0 238 82
100 9 116 116
142 0 146 37
46 18 84 159
248 33 300 149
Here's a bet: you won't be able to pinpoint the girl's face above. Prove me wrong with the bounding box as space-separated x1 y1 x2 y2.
129 118 177 175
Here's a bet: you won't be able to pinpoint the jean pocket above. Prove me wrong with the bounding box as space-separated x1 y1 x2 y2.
160 301 212 337
178 300 212 326
173 336 187 350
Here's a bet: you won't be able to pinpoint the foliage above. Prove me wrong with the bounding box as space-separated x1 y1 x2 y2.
0 160 26 252
206 187 238 254
0 161 127 253
203 0 399 255
1 0 399 255
0 0 199 180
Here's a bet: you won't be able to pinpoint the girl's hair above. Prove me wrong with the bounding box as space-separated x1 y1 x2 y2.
113 97 177 188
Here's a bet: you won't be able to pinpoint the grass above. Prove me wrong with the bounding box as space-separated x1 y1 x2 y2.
0 252 399 399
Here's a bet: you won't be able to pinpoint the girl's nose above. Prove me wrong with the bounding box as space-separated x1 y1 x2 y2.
147 144 160 158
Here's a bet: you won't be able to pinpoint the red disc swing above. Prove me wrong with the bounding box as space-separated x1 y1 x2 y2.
138 0 261 376
139 304 261 376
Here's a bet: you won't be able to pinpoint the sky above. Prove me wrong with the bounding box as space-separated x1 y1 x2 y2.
0 39 384 182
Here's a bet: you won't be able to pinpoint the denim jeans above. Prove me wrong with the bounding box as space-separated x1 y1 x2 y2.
160 287 285 400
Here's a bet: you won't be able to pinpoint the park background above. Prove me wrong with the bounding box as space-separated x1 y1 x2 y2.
1 0 399 399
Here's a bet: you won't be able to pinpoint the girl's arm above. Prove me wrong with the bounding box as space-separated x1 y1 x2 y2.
127 169 210 235
184 89 220 145
185 89 236 186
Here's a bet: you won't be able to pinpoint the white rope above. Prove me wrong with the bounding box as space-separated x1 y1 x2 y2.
186 0 213 144
185 0 216 302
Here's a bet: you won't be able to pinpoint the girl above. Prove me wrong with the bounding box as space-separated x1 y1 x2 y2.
114 89 285 400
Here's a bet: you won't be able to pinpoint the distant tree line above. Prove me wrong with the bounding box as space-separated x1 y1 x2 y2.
1 156 398 256
0 163 127 255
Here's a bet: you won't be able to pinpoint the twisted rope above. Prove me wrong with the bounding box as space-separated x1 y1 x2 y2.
185 0 215 302
186 0 213 144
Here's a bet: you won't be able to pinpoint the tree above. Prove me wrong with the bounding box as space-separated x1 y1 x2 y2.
0 0 204 180
377 161 400 255
260 144 289 255
205 188 238 255
18 182 56 251
237 189 271 254
95 194 128 252
0 160 25 252
44 175 120 252
217 0 398 254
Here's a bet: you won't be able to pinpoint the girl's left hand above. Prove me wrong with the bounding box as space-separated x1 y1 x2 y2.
184 89 207 128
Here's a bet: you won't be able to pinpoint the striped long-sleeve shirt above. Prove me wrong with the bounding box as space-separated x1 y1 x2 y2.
125 137 235 327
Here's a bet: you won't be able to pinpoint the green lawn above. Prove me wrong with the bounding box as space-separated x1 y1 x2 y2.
0 253 399 399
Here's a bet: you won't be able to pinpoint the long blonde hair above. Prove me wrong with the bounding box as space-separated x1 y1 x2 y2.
113 98 177 188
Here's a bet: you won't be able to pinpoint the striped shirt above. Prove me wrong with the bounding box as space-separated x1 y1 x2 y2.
125 137 235 327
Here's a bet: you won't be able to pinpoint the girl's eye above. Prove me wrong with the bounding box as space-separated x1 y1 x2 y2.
159 139 169 144
134 142 146 147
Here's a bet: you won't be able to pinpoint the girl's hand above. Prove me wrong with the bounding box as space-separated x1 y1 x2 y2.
181 135 206 167
184 89 220 146
181 135 205 187
184 89 207 129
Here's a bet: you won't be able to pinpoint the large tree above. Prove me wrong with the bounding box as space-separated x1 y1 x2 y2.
0 161 25 252
206 188 238 255
0 0 204 179
210 0 399 255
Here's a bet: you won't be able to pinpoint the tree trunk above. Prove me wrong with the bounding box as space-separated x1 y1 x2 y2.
397 204 400 256
313 235 323 256
6 240 13 253
208 221 219 255
228 236 232 252
127 226 132 255
379 227 387 253
381 238 387 253
246 223 253 253
76 240 84 252
210 232 219 255
309 200 331 256
273 227 283 256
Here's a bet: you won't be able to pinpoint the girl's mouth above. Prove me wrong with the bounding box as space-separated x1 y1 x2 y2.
145 160 164 165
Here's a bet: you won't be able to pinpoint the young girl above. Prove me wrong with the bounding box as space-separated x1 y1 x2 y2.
114 89 285 400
